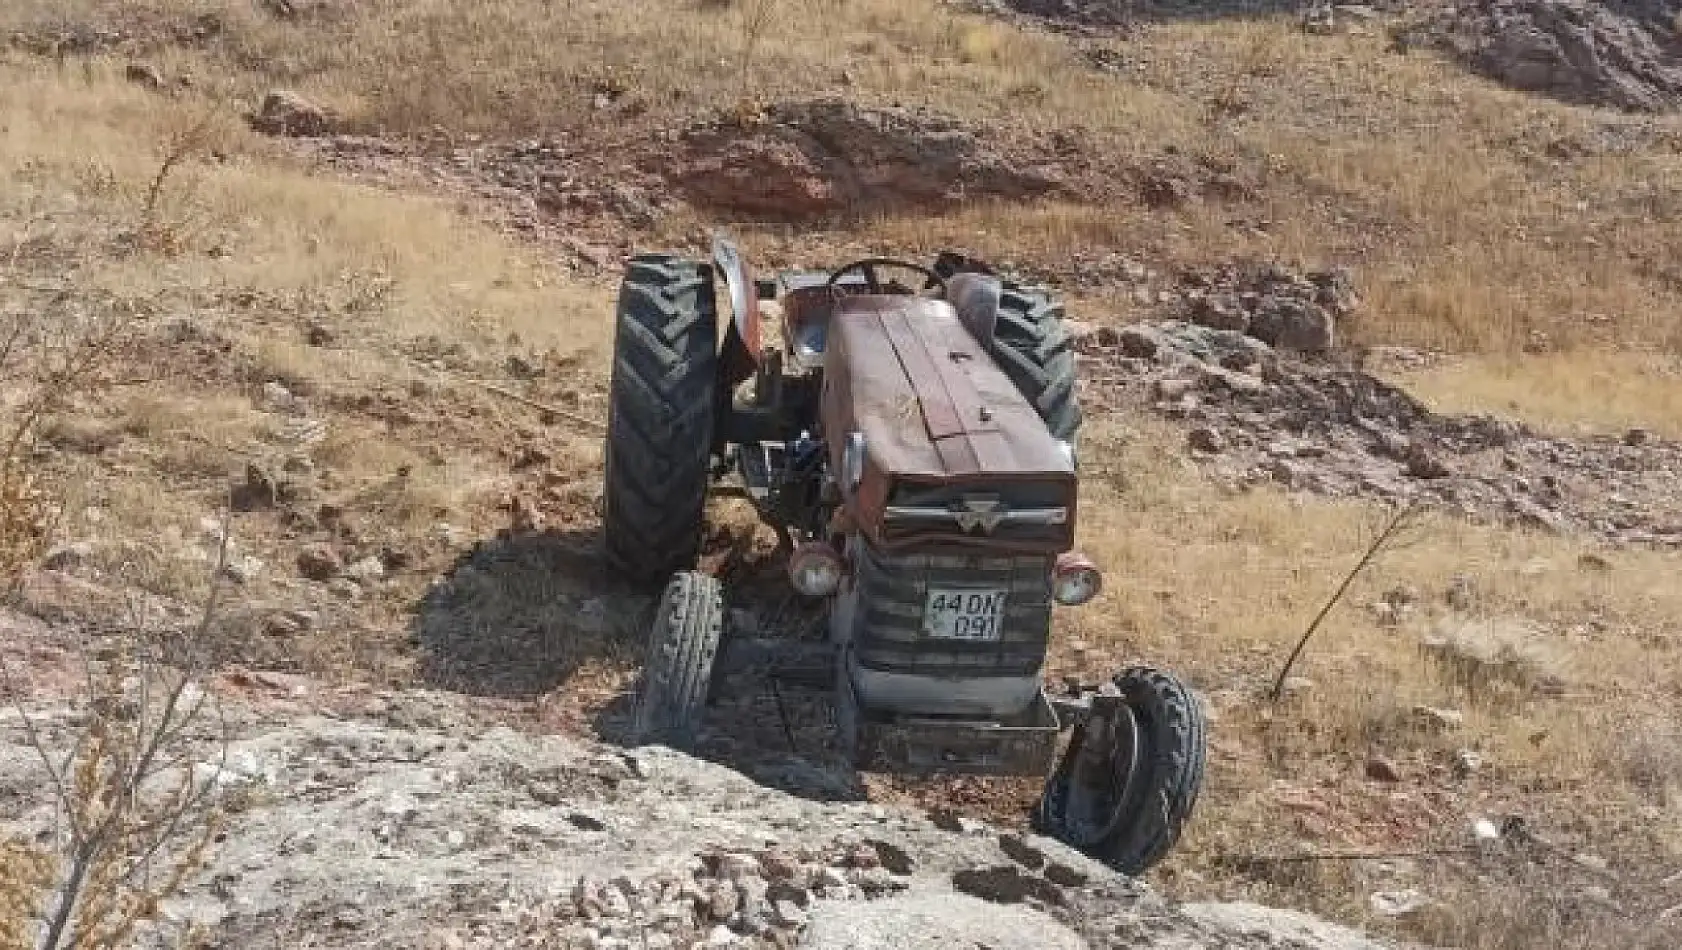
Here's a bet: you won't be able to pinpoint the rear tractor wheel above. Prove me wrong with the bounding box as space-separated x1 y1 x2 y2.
1035 667 1208 876
602 254 720 588
988 281 1082 443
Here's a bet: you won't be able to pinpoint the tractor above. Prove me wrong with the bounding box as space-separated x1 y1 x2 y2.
599 232 1207 875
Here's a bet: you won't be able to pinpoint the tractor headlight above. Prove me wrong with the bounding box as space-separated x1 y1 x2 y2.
788 542 844 597
841 431 867 494
1051 552 1103 606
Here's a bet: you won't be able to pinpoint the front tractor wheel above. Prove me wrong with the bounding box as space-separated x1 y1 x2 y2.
602 254 719 587
1036 667 1208 876
631 571 725 746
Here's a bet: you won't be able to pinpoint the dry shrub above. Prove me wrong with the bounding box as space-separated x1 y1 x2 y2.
0 840 55 950
0 153 227 950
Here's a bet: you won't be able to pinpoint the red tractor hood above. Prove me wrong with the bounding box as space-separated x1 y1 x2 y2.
821 294 1076 548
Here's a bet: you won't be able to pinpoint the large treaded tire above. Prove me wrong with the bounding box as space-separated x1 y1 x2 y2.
989 282 1082 442
632 571 725 745
602 255 719 587
1035 667 1208 876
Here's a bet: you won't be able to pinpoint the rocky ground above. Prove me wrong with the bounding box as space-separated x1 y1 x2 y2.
4 0 1682 947
965 0 1682 114
1069 286 1682 547
1406 0 1682 113
1 613 1399 950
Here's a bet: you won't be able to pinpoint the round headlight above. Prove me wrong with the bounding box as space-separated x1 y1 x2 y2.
788 542 844 597
1051 552 1103 607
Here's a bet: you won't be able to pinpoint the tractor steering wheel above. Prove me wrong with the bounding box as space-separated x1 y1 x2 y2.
825 258 947 297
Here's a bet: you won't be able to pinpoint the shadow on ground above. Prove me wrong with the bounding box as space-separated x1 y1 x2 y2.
411 525 648 698
590 550 872 803
411 521 869 802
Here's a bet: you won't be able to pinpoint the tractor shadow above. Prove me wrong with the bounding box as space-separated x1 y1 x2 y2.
411 525 647 698
412 522 869 803
590 552 873 804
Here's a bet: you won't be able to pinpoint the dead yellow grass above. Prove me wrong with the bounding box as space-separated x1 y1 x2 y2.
7 1 1681 367
1387 351 1682 439
1 60 613 659
5 5 1682 947
1062 413 1682 946
0 60 611 359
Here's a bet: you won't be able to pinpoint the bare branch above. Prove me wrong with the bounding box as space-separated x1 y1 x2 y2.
1270 502 1421 702
0 652 79 839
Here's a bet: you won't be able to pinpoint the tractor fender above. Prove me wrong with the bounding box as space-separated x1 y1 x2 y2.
712 231 762 362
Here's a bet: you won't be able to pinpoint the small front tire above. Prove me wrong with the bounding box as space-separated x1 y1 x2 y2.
632 571 726 746
1035 667 1207 875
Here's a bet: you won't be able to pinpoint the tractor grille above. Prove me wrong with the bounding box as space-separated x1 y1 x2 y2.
881 479 1073 548
851 539 1053 679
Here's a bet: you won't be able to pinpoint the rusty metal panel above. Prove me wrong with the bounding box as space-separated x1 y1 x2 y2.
822 293 1077 550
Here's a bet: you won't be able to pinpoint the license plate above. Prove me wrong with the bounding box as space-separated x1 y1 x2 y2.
923 588 1008 641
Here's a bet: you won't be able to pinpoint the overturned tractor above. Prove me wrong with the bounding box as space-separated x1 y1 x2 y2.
600 233 1206 875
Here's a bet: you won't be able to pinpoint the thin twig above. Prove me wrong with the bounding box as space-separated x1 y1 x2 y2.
470 379 606 433
141 113 215 232
0 653 78 838
1224 845 1474 867
1270 502 1420 702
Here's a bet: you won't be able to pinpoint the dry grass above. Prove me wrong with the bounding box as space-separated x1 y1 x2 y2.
1387 351 1682 439
3 2 1682 947
1060 414 1682 946
1 59 616 680
4 1 1680 368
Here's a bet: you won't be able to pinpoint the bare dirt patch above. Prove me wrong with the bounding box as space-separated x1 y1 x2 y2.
664 99 1072 220
1075 318 1682 545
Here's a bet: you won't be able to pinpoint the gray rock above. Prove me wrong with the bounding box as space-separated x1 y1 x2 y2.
1187 426 1227 454
42 541 95 572
1189 294 1249 333
716 852 761 881
804 891 1087 950
1462 0 1682 113
1181 901 1396 949
812 866 850 895
772 898 806 927
951 865 1066 906
1511 496 1568 532
253 90 333 137
704 883 740 922
1117 325 1167 359
344 555 387 582
220 555 265 585
1249 296 1335 353
0 699 1408 950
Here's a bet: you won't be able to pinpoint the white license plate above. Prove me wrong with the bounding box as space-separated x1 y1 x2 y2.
923 588 1008 641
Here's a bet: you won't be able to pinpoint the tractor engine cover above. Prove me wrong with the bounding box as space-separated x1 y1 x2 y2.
822 294 1078 718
